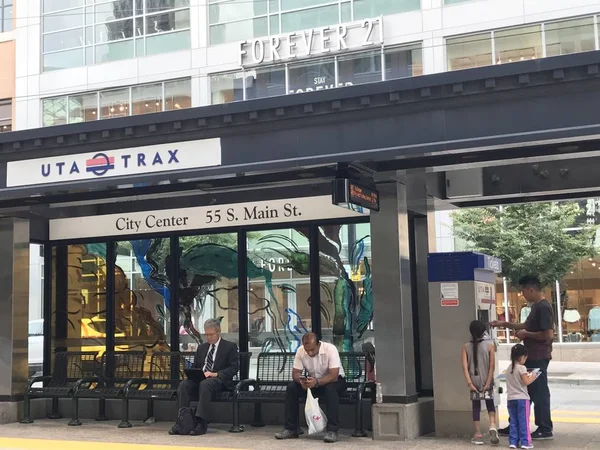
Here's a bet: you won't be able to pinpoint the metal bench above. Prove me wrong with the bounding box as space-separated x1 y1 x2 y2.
69 350 146 426
120 351 195 428
234 352 375 437
122 351 252 430
21 351 99 424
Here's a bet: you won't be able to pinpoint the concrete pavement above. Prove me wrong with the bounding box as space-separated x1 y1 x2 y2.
1 420 600 450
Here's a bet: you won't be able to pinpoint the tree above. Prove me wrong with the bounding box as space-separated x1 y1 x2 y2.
451 202 597 288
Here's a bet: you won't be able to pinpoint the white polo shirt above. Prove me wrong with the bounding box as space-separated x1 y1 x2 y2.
293 341 345 379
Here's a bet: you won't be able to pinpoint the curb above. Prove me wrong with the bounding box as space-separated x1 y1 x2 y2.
548 378 600 386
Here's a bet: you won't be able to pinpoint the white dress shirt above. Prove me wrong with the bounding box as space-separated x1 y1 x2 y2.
293 341 345 379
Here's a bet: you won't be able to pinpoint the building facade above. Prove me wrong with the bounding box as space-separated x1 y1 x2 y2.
12 0 600 130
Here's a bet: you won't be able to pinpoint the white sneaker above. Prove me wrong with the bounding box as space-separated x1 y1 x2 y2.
490 428 500 445
509 445 517 449
521 446 534 449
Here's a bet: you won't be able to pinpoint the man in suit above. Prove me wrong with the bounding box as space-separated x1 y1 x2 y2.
169 318 239 436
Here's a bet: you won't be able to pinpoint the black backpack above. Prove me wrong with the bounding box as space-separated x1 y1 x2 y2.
176 407 196 435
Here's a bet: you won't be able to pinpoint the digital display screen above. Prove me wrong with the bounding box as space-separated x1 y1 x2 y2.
332 179 380 212
348 181 379 212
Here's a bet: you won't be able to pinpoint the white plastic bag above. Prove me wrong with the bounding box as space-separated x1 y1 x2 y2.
305 388 327 435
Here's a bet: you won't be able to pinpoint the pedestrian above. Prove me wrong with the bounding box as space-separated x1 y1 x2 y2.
461 320 499 445
490 274 554 440
505 344 537 449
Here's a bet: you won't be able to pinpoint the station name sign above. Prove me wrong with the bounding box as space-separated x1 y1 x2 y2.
239 17 383 66
5 138 222 188
49 196 364 240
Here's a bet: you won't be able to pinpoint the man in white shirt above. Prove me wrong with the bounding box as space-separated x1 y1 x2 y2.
274 333 347 443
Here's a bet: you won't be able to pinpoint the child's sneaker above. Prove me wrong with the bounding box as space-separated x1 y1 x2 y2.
509 445 517 449
490 428 500 445
520 446 534 449
471 434 484 445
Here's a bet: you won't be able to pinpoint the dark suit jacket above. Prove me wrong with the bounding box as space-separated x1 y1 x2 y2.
192 339 239 390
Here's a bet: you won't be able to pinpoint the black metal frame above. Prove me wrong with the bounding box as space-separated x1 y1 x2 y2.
46 216 370 383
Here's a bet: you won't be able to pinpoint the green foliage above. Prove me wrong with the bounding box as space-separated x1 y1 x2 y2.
451 202 597 288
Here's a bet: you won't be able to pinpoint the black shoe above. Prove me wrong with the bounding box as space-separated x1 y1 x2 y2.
323 431 338 443
531 430 553 440
498 426 510 437
168 425 180 435
274 429 300 440
190 420 207 436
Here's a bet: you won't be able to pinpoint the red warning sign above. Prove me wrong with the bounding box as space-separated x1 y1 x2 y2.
441 299 459 307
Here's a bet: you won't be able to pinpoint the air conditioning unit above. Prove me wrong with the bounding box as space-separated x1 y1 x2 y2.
445 168 483 199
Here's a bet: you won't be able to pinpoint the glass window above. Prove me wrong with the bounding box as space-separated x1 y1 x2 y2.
100 88 130 119
288 59 335 94
444 0 474 4
281 5 338 34
281 0 330 10
1 0 11 33
28 249 45 378
319 224 373 351
354 0 420 20
341 2 351 22
115 239 171 373
145 9 190 34
210 17 268 45
95 19 135 44
546 17 596 58
386 45 422 79
132 83 163 116
42 97 69 126
146 0 190 14
210 72 244 104
447 33 493 71
95 0 133 23
338 51 382 87
245 66 286 100
209 0 267 24
495 25 543 64
43 0 83 14
165 78 192 111
69 93 98 123
95 39 135 63
145 30 191 55
53 244 108 356
247 228 311 375
179 233 239 351
43 48 85 72
43 9 84 33
43 29 85 53
0 99 10 133
42 0 191 70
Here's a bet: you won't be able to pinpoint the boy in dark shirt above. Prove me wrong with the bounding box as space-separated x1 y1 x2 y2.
490 275 554 441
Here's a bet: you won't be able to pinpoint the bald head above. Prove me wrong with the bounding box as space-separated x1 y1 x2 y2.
302 333 320 357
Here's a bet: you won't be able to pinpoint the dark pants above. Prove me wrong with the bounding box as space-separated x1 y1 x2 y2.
525 359 553 433
472 399 496 421
177 378 223 421
284 378 347 432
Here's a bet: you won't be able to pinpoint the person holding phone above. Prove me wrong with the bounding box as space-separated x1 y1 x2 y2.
490 275 554 441
274 333 347 443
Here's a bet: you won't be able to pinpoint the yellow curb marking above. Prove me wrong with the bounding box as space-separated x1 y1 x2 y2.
0 438 246 450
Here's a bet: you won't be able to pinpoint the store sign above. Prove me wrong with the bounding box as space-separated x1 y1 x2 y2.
239 18 383 66
6 138 222 187
49 195 364 240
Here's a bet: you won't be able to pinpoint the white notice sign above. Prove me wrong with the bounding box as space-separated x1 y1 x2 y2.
441 282 459 307
49 195 365 240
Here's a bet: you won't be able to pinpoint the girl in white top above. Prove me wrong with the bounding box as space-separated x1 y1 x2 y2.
505 344 537 449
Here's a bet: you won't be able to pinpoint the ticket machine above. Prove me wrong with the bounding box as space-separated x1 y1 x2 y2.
427 252 502 437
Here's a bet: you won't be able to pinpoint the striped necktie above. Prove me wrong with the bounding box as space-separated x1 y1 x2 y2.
206 344 215 372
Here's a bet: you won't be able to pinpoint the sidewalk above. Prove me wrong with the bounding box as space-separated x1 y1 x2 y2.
498 360 600 386
1 420 599 450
